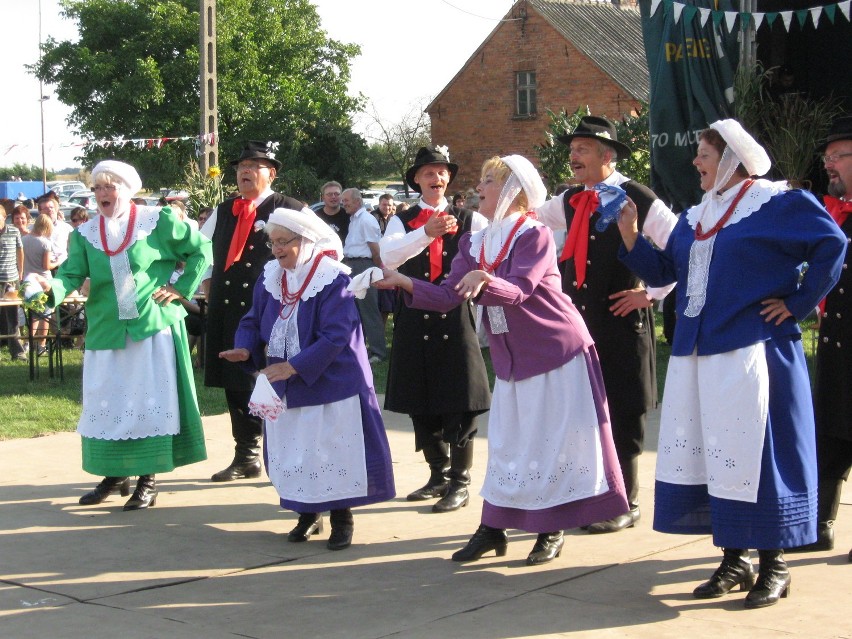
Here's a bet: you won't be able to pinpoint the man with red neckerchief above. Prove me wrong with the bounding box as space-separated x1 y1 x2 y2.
201 141 306 482
788 115 852 560
535 116 678 534
380 145 491 513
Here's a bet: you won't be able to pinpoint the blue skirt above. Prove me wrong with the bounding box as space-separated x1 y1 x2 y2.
653 336 817 549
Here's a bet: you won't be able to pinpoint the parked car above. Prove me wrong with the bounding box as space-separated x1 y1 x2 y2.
61 191 97 214
48 181 87 198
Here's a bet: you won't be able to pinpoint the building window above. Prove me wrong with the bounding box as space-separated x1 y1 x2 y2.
516 71 537 117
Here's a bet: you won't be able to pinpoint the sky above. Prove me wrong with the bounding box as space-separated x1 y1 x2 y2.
0 0 515 172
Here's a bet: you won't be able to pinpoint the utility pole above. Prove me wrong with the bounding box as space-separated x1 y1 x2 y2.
199 0 218 171
38 0 47 190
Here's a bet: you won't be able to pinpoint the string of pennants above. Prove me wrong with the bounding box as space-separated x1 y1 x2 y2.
2 133 216 158
648 0 851 32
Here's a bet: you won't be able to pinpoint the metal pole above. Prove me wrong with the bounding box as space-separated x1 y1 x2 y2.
38 0 47 190
199 0 219 171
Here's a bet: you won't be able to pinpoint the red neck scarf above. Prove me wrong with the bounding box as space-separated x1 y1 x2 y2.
559 189 600 288
824 195 852 227
479 212 533 273
408 207 457 281
225 198 257 271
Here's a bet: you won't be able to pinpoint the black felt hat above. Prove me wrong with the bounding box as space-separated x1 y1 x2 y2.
817 116 852 153
557 116 632 157
230 140 282 170
405 145 458 193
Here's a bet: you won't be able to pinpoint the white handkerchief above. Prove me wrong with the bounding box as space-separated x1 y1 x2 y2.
346 266 384 299
248 373 285 420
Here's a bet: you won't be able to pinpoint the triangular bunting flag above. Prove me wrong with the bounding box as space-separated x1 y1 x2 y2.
754 12 765 29
673 1 684 23
650 0 662 17
683 5 697 23
809 6 822 26
781 10 793 31
725 10 737 32
796 9 808 27
839 0 850 21
739 12 750 31
699 7 710 26
825 3 836 22
712 10 724 27
766 12 778 26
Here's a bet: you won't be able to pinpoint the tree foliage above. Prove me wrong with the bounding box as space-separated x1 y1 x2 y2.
0 164 56 181
365 100 431 195
34 0 369 197
535 104 651 192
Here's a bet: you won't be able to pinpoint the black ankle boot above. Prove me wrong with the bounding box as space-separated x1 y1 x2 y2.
786 479 841 552
526 531 564 566
587 457 640 533
744 549 791 609
452 524 508 562
407 442 449 501
327 509 354 550
79 477 131 505
123 475 157 511
693 548 755 599
433 442 473 513
288 513 323 542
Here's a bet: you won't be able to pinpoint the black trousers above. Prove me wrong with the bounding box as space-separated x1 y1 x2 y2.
224 388 262 444
410 412 479 451
817 431 852 482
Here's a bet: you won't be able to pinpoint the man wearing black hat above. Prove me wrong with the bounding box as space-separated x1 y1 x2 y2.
535 116 677 533
380 145 491 513
788 115 852 559
202 141 306 482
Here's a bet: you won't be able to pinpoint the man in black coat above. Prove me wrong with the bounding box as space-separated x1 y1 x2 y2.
202 140 305 481
380 146 491 513
788 116 852 558
535 116 677 533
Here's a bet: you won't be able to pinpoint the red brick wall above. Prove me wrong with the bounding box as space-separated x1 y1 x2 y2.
429 7 641 192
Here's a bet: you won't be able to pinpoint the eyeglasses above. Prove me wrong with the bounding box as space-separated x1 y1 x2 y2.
266 237 299 249
822 152 852 165
93 184 116 192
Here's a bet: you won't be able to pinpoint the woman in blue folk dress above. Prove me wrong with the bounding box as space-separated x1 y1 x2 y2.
220 208 394 551
617 120 846 608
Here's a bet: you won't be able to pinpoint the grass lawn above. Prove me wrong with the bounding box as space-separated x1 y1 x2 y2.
0 311 818 441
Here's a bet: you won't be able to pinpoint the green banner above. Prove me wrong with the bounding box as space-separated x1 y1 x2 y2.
640 0 741 211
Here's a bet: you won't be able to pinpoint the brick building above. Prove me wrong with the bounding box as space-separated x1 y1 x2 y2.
427 0 649 191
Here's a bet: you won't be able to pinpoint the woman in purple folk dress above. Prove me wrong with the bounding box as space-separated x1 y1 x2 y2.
220 208 395 551
375 155 628 565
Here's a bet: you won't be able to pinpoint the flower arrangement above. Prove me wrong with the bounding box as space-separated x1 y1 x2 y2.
18 280 49 315
184 160 224 217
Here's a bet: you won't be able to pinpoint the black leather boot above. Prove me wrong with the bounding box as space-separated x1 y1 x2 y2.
587 456 641 533
288 512 323 542
786 479 841 552
526 531 564 566
744 549 791 609
79 477 131 505
433 441 473 513
693 548 755 598
327 508 354 550
211 436 262 482
452 524 508 561
123 475 157 511
406 442 450 501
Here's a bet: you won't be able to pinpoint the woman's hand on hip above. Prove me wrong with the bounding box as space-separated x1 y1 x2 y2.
760 298 792 325
152 283 182 306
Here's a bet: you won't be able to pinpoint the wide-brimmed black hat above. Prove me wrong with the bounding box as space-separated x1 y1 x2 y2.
816 115 852 153
557 116 632 157
405 145 459 193
230 140 282 170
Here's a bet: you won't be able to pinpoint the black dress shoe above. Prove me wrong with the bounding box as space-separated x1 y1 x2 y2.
288 513 323 542
785 521 834 553
406 480 449 501
211 459 262 482
79 477 131 505
526 532 564 566
585 507 640 534
123 475 157 511
432 486 469 513
693 548 755 599
327 526 353 551
744 550 790 609
452 524 508 561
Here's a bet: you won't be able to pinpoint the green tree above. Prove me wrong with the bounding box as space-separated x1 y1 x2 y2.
0 164 55 181
33 0 367 195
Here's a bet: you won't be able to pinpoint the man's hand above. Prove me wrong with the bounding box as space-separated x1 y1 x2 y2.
609 288 652 317
219 348 250 362
424 211 458 238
